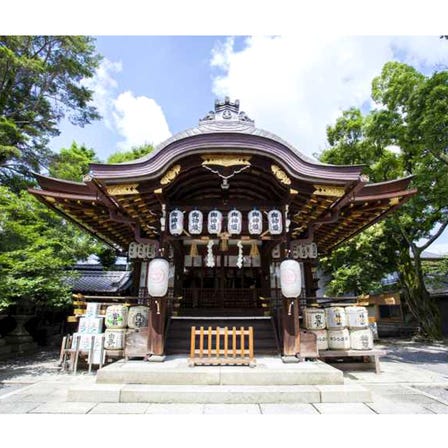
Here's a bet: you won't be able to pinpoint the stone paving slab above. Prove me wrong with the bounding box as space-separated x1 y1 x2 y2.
366 400 435 414
0 401 43 413
260 403 319 414
67 384 124 402
30 401 97 414
145 403 204 414
313 403 377 414
421 402 448 414
316 384 372 403
203 404 261 414
89 403 150 414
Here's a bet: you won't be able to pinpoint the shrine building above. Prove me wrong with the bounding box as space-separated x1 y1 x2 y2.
29 98 416 361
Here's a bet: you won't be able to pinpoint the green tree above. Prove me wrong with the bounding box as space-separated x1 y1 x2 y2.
0 36 101 187
319 62 448 339
0 187 94 311
49 141 99 182
107 144 154 164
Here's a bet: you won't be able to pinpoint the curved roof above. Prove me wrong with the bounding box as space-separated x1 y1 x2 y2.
29 98 417 253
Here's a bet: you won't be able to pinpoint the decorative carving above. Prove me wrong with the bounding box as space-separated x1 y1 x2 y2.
389 197 400 206
271 165 291 185
290 188 299 195
199 97 254 124
160 164 181 185
106 184 139 196
313 185 345 197
201 154 251 167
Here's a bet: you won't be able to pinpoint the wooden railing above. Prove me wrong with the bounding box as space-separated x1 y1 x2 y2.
189 326 256 367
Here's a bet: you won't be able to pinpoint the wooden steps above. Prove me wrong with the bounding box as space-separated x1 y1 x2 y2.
165 316 280 356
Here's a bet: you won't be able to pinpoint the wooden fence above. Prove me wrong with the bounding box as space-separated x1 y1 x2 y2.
189 326 255 367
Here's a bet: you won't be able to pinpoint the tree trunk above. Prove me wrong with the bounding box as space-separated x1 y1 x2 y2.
397 246 442 340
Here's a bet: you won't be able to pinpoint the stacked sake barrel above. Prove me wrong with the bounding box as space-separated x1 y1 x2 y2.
104 304 150 351
104 305 128 350
325 307 350 350
303 305 373 351
346 306 373 350
303 307 328 350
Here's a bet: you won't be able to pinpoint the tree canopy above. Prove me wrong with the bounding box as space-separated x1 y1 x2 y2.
319 61 448 339
0 36 101 187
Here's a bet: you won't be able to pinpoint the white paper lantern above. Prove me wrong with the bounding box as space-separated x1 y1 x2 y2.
280 259 302 298
169 209 184 235
248 209 263 235
227 209 242 235
188 210 203 235
268 209 283 235
147 258 170 297
207 210 222 234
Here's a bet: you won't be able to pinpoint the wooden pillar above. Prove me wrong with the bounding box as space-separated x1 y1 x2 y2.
281 298 301 356
147 298 167 357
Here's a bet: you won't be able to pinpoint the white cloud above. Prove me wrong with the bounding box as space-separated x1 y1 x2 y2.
211 36 448 159
81 58 122 129
82 58 171 151
112 91 171 150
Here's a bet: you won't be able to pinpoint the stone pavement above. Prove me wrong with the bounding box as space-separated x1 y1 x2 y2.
1 338 448 414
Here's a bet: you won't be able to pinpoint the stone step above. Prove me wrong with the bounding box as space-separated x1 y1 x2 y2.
96 358 344 385
67 383 371 404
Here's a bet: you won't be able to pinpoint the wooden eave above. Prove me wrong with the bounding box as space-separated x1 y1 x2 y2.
28 130 416 254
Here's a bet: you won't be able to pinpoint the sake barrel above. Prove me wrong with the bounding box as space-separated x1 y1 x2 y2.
325 307 347 330
104 329 126 350
127 305 149 329
105 305 128 329
304 307 326 330
309 329 328 350
85 302 101 317
280 259 302 298
327 328 350 350
147 258 170 297
345 306 369 329
350 328 374 350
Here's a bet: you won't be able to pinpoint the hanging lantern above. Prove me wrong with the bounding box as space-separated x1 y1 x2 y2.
248 209 263 235
227 209 242 235
280 259 302 298
147 258 170 297
169 209 183 235
268 209 283 235
188 210 203 235
207 210 222 234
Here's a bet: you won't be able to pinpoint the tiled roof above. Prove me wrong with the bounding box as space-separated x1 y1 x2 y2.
70 271 132 293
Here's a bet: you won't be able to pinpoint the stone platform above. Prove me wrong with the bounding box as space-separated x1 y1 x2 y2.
96 356 344 385
67 355 372 404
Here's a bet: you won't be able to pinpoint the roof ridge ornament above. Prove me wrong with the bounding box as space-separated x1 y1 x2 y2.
199 96 254 126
